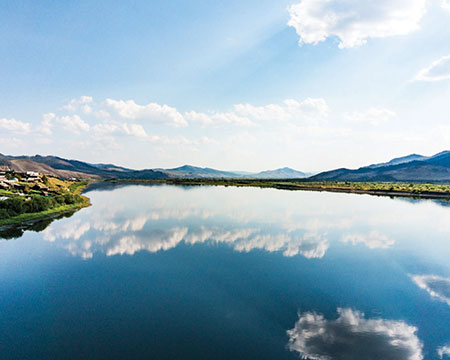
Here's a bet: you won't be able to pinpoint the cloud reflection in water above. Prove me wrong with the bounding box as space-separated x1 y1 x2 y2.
287 308 423 360
412 275 450 306
44 216 329 260
341 230 394 249
39 186 407 260
438 345 450 359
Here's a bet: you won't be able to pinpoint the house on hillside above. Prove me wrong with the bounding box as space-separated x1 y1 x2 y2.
0 181 11 190
18 171 40 182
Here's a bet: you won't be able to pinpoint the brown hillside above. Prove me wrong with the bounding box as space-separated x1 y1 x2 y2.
9 159 98 179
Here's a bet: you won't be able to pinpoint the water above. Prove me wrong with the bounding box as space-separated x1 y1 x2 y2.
1 183 449 359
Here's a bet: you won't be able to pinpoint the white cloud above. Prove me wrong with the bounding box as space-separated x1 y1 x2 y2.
94 110 111 119
184 110 256 127
56 114 90 134
210 112 255 127
438 345 450 359
63 95 93 112
184 111 213 126
287 308 423 360
122 123 147 138
345 108 396 126
233 97 329 123
0 118 31 133
185 98 328 127
149 135 197 146
92 122 148 138
105 98 188 127
38 113 55 136
442 0 450 10
285 97 329 117
412 274 450 306
287 0 428 49
413 54 450 82
341 230 395 249
234 103 288 122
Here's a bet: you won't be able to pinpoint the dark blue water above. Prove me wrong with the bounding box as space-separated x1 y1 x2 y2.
1 184 449 359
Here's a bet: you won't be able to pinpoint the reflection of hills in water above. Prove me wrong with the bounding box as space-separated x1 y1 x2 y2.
35 184 410 260
83 181 199 194
0 211 76 240
396 197 450 208
4 183 450 260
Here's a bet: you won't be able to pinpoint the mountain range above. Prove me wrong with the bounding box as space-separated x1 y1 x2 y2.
0 154 308 180
310 151 450 182
1 151 450 182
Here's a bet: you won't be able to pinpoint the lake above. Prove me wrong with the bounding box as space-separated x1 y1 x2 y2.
1 183 449 359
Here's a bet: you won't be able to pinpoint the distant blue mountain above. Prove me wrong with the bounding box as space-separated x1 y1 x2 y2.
158 165 309 179
365 154 428 168
4 151 450 182
248 167 308 179
0 154 310 180
311 151 450 182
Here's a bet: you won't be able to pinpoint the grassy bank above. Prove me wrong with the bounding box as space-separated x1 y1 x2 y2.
108 178 450 199
0 200 90 227
0 179 91 227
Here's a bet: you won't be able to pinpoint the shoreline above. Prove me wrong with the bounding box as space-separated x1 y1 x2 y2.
106 178 450 201
3 178 449 230
0 201 90 228
0 181 92 228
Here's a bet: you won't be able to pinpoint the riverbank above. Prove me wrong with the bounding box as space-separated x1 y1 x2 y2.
0 179 92 228
108 178 450 200
0 199 90 227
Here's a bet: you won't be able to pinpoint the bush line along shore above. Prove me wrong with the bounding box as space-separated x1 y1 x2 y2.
0 173 91 227
108 178 450 199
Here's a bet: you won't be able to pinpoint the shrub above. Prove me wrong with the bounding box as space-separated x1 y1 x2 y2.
1 198 25 216
0 208 10 219
28 196 52 212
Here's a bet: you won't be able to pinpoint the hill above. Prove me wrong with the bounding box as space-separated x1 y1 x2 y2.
157 165 309 179
7 151 450 182
365 154 428 169
0 154 168 180
247 167 308 179
158 165 239 178
311 151 450 182
1 154 308 180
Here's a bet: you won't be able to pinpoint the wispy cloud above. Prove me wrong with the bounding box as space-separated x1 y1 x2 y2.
344 108 396 126
413 54 450 82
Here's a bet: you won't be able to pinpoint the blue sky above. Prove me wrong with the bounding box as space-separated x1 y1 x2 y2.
1 0 450 171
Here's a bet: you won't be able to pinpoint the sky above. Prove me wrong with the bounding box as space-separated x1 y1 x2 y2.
1 0 450 172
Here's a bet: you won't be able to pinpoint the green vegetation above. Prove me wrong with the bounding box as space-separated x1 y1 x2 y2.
69 180 89 194
0 177 91 227
109 178 450 199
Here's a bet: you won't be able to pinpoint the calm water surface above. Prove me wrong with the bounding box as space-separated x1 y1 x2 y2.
1 184 450 359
